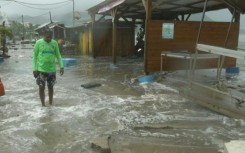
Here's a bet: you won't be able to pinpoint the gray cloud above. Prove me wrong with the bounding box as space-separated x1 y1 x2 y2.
1 0 244 31
0 0 104 17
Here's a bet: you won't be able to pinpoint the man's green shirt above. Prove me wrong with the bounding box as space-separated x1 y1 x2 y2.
32 39 64 73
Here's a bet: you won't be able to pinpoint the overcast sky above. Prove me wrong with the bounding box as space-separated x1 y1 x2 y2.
0 0 104 17
207 9 245 31
0 0 243 19
0 0 244 29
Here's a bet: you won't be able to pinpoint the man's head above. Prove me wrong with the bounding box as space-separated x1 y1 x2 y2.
44 30 53 43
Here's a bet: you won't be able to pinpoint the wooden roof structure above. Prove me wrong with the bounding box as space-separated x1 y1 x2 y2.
86 0 244 73
88 0 245 20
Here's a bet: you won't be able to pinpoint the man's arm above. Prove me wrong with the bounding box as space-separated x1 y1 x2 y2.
54 41 64 75
32 42 39 77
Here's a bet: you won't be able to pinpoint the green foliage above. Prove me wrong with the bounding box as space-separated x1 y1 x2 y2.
0 26 13 39
9 21 23 38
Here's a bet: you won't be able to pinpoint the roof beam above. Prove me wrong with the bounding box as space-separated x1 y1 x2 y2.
161 0 207 12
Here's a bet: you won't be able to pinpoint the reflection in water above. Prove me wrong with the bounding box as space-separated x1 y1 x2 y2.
0 45 245 153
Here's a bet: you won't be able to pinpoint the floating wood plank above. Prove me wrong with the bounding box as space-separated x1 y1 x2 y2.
197 44 245 59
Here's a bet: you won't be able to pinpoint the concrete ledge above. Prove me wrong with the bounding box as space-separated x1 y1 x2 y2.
108 134 218 153
224 140 245 153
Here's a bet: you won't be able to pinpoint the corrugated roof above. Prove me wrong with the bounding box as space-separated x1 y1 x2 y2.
34 22 60 31
34 22 51 31
88 0 245 20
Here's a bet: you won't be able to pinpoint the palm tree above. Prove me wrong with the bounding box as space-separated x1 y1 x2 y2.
0 21 13 57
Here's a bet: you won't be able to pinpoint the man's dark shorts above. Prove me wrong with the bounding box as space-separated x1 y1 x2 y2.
36 72 56 87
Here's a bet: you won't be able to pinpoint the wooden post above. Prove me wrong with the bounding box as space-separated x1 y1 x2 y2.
142 0 152 74
111 8 118 64
86 25 89 55
90 14 96 58
234 10 240 23
132 18 136 52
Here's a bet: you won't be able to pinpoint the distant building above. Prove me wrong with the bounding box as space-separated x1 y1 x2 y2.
35 22 66 40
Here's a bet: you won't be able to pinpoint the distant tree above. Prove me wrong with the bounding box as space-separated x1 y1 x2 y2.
9 21 24 40
0 26 13 38
25 23 39 41
9 21 39 40
0 21 13 56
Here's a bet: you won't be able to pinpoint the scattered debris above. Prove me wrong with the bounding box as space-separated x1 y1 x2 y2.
81 82 102 89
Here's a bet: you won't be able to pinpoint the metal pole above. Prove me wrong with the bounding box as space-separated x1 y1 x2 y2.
22 15 25 40
224 9 235 47
73 0 75 27
195 0 208 51
49 11 53 23
217 8 236 81
192 0 208 77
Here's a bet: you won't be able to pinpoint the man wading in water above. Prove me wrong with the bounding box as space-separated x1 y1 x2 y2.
32 30 64 107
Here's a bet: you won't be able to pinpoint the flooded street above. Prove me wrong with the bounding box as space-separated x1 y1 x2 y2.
1 45 245 153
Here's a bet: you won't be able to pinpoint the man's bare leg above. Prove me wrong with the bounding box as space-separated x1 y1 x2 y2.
48 85 53 105
39 86 45 107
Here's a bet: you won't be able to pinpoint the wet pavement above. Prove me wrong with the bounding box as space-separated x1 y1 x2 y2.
0 44 245 153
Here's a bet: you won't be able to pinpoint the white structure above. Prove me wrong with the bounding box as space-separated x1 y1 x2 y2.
224 140 245 153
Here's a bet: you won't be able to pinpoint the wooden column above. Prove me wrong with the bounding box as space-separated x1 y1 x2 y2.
86 25 89 55
90 14 96 58
111 8 118 64
142 0 152 74
132 18 136 50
